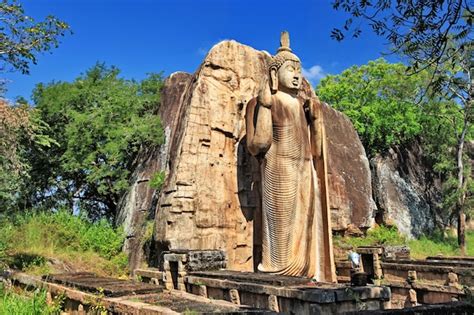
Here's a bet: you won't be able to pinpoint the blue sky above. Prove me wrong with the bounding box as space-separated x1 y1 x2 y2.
4 0 397 101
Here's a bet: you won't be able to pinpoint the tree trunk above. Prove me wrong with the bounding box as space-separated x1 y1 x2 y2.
456 118 468 256
456 56 473 256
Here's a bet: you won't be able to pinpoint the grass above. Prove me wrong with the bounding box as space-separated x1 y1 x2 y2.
334 224 474 259
409 230 474 259
0 283 63 315
333 225 406 249
0 210 128 277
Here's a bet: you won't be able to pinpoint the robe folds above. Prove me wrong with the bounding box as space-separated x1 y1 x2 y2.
246 95 336 282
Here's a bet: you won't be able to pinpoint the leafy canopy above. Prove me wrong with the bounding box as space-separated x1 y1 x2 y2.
0 0 70 75
0 100 56 212
316 58 427 154
27 64 164 219
331 0 472 75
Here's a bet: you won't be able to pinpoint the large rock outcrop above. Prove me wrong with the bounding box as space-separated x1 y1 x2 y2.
116 72 193 271
371 142 443 238
322 104 376 232
119 40 376 271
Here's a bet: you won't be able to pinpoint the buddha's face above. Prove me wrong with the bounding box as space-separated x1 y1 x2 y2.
277 60 302 93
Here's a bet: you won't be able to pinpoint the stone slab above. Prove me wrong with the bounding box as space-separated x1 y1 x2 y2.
186 271 390 305
188 270 311 286
135 268 164 280
357 246 384 255
10 272 177 314
389 280 468 295
186 275 338 303
388 259 474 268
186 250 227 271
334 286 391 302
43 273 162 297
380 262 473 274
344 301 474 314
426 256 474 262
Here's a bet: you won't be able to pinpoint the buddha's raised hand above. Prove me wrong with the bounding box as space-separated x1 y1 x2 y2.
257 77 273 109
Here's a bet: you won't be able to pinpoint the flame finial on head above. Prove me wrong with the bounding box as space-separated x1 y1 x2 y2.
270 31 300 70
278 31 291 53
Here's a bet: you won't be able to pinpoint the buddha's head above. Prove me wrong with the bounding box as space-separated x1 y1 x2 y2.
269 32 302 95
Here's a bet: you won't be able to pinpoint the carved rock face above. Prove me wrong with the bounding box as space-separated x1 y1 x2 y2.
117 40 377 272
276 60 302 93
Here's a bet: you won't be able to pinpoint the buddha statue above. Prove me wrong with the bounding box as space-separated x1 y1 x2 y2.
245 32 336 281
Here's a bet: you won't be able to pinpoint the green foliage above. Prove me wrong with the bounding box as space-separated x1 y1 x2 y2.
149 171 166 190
420 96 473 220
334 225 406 249
0 210 128 276
330 0 471 78
0 0 70 76
0 283 62 315
0 101 57 214
409 230 474 259
335 226 474 259
26 64 165 218
316 58 472 229
316 59 426 155
330 0 473 247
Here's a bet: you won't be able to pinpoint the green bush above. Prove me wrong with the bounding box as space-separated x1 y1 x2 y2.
0 210 127 276
80 219 124 259
334 225 474 259
316 59 426 155
334 225 406 250
149 171 166 190
0 283 62 315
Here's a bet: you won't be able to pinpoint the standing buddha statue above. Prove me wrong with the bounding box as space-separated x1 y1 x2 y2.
245 32 336 282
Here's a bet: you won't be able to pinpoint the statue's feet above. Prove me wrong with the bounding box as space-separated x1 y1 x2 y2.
257 263 280 273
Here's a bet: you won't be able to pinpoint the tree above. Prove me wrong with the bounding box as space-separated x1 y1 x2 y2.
316 59 427 155
331 0 472 74
435 41 473 254
331 0 473 254
26 64 164 220
0 0 70 94
0 99 55 212
317 59 472 240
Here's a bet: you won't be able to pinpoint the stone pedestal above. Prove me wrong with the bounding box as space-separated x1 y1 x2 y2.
185 270 391 314
160 250 226 291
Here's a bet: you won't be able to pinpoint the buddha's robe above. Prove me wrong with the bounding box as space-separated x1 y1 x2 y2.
246 94 335 281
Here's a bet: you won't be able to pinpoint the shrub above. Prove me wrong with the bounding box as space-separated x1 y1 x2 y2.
334 225 406 250
0 210 127 276
0 283 63 314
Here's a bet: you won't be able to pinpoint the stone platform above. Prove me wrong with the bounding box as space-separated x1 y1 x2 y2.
9 271 253 314
336 252 474 308
43 272 162 297
185 270 391 314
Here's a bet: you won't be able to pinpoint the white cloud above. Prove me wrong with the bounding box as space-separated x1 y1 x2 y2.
302 65 327 85
197 47 209 56
197 39 231 56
